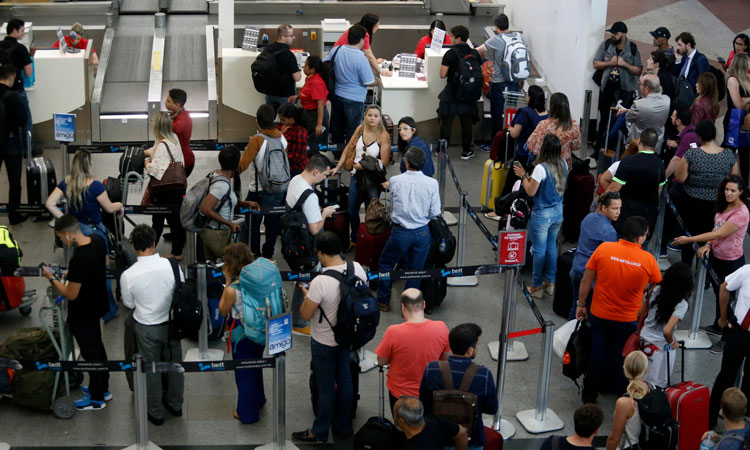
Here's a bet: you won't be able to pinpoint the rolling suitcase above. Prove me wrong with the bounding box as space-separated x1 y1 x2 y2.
421 264 447 312
666 344 709 450
354 222 390 270
324 210 350 250
353 365 394 450
24 131 56 205
553 248 576 318
316 173 348 208
483 426 503 450
562 157 595 243
119 145 146 177
480 159 507 212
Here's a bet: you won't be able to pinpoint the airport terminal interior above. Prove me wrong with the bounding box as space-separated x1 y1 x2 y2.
1 0 750 448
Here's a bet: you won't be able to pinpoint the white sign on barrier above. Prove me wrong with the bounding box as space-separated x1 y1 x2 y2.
267 312 292 355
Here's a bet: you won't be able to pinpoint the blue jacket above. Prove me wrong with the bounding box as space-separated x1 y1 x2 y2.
672 50 710 96
399 135 435 178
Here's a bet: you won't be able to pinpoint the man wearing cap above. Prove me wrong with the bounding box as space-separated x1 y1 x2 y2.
593 21 643 152
651 27 674 64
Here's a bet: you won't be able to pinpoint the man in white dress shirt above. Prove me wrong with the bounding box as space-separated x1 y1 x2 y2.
121 224 185 426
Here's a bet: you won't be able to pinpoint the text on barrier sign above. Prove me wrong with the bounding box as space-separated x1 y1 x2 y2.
498 230 527 266
267 312 292 356
504 108 518 129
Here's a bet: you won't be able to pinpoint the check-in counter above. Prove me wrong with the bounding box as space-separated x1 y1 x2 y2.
28 45 93 145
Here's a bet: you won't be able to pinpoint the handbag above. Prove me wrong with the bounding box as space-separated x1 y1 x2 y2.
726 108 750 148
149 141 187 195
341 128 364 172
622 287 653 358
365 198 389 235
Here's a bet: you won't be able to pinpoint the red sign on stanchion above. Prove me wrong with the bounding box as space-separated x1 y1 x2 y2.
504 108 518 129
498 230 527 266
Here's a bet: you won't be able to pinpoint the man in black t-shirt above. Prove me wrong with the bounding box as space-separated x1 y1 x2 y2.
393 396 467 450
263 24 301 110
607 128 666 238
42 215 110 411
1 19 33 146
539 404 603 450
0 64 28 225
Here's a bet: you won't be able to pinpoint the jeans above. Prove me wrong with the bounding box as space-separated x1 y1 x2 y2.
709 326 750 427
606 113 627 148
0 135 22 221
265 95 290 111
568 268 594 320
134 322 184 419
439 114 474 154
17 90 32 144
330 95 365 152
376 225 431 305
582 313 637 402
245 191 284 259
79 222 118 320
233 337 266 424
69 322 109 401
490 81 521 138
528 204 563 287
347 180 373 243
311 339 353 440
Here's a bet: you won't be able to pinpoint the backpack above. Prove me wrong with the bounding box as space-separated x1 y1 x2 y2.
451 46 483 102
319 261 380 352
167 258 204 341
280 189 318 271
239 258 288 346
709 64 726 102
251 46 286 95
0 327 57 410
180 173 231 233
562 319 591 389
426 215 456 266
717 423 750 449
431 361 480 440
323 46 342 101
119 145 146 177
500 32 529 82
634 387 679 450
672 76 695 110
254 134 291 193
0 225 22 275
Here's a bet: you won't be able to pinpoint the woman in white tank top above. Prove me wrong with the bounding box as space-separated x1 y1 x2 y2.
607 351 651 450
332 105 391 247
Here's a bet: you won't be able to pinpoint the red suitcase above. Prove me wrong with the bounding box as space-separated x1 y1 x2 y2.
0 276 25 312
324 210 350 250
665 344 709 450
483 426 503 450
354 223 390 271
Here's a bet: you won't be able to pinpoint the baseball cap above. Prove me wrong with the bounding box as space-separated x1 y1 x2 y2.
606 22 628 34
649 27 671 39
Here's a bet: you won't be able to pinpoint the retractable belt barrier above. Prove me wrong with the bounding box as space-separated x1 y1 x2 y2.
66 141 248 154
1 358 275 373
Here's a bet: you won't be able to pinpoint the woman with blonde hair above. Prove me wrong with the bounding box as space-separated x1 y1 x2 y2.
723 52 750 180
607 351 650 450
46 149 123 321
144 111 186 259
332 104 391 248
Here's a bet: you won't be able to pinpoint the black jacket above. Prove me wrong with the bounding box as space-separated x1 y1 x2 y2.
0 84 28 145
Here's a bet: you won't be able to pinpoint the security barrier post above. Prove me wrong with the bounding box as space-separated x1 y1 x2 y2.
123 355 163 450
650 190 667 264
184 264 225 361
489 226 526 361
184 232 197 266
447 191 478 287
516 321 563 433
438 139 457 226
258 353 299 450
581 90 592 157
674 256 712 349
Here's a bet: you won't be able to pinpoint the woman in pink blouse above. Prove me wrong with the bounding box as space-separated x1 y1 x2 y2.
526 92 580 167
691 72 721 125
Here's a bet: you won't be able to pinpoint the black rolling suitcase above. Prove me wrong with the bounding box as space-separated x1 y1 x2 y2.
552 248 576 318
421 264 447 313
353 365 395 450
24 131 56 205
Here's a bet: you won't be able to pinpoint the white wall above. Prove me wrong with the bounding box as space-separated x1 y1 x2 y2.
504 0 607 121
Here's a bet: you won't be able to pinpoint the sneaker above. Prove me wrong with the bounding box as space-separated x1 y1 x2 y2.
478 143 491 153
80 386 113 401
709 340 725 354
292 325 311 337
659 250 668 259
702 324 723 336
460 150 475 160
75 396 107 410
666 242 682 253
292 430 326 444
148 414 165 426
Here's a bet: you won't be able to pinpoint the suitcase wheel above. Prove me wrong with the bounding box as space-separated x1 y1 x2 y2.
52 397 76 419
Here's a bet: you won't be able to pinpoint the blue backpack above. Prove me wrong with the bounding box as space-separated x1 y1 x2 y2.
239 258 288 346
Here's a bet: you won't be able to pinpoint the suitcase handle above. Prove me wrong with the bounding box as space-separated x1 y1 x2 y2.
378 365 388 421
666 340 685 387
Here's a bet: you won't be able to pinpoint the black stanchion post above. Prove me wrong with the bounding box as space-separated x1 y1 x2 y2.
437 139 457 226
447 192 478 287
487 266 516 438
650 189 667 264
581 90 592 158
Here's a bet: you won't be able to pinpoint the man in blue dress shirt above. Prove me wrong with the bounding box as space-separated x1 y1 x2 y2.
377 146 441 312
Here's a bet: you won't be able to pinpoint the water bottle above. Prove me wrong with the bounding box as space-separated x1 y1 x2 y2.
439 238 447 253
700 431 715 450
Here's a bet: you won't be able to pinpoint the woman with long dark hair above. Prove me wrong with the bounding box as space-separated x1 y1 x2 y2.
333 13 385 75
691 72 721 125
289 55 329 154
526 92 581 167
513 134 567 298
277 103 309 178
723 33 750 70
397 116 434 177
508 85 548 168
639 262 694 388
674 175 750 350
414 19 452 59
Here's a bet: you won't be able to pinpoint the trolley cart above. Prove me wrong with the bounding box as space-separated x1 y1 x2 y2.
501 89 527 162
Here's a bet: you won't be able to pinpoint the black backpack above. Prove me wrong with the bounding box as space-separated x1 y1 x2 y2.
451 46 483 102
672 75 696 110
119 145 146 177
709 64 726 102
426 216 456 266
251 46 286 95
635 387 678 450
322 46 342 101
167 258 203 341
280 189 318 272
562 319 591 389
320 261 380 352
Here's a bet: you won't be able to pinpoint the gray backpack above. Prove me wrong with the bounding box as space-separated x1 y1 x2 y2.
254 134 290 193
180 173 231 233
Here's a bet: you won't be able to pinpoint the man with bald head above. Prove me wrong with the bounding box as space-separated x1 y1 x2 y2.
618 73 671 152
393 396 468 450
375 288 451 411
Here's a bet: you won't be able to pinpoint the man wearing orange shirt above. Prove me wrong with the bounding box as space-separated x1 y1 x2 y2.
576 216 662 404
375 288 451 412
